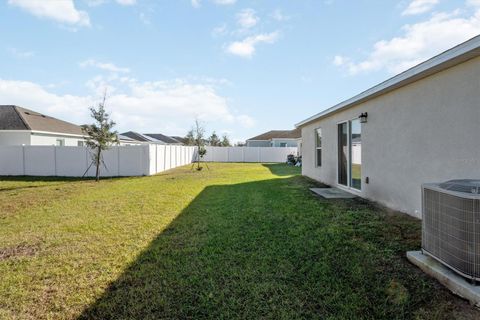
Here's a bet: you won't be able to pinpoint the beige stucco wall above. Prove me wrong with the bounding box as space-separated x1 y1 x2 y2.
301 56 480 218
271 139 300 148
30 133 84 146
0 132 30 145
0 132 85 146
246 140 271 147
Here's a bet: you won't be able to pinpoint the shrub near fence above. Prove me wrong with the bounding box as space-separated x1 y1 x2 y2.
0 145 298 177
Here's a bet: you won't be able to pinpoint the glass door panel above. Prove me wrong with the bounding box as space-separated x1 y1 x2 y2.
350 119 362 190
338 122 348 186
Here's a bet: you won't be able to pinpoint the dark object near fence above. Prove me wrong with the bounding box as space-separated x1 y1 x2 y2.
287 154 302 166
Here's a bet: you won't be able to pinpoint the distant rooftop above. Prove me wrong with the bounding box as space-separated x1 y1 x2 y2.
0 105 83 135
144 133 182 144
247 128 301 141
121 131 184 144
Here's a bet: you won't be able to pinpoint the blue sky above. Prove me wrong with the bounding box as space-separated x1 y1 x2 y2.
0 0 479 142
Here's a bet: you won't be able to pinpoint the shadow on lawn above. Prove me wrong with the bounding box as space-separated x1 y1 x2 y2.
77 175 477 320
0 176 132 192
262 163 300 177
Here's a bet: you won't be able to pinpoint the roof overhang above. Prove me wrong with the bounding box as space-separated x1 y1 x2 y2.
271 138 301 141
295 35 480 128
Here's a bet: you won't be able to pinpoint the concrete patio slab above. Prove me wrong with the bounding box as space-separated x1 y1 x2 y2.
407 251 480 307
310 187 356 199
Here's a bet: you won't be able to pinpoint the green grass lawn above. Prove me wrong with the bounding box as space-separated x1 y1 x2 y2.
0 163 477 319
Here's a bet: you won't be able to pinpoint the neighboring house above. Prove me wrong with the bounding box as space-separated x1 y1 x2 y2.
296 35 480 219
120 131 183 145
170 136 187 144
120 131 154 143
246 129 301 148
144 133 183 145
0 105 86 146
117 134 142 146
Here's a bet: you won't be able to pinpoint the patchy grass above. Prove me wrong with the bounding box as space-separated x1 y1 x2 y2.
0 163 477 319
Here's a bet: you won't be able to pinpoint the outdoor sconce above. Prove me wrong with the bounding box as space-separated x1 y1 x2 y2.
359 112 368 123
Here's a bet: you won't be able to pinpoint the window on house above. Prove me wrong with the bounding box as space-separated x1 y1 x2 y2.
280 142 287 147
315 128 322 167
77 141 84 147
56 139 65 146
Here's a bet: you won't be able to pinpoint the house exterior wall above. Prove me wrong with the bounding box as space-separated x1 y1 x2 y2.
246 140 271 147
0 131 86 146
0 132 30 145
301 56 480 218
271 139 300 148
30 133 85 146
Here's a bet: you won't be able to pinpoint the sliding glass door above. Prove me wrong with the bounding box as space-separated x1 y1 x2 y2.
338 119 362 190
338 122 348 186
350 119 362 190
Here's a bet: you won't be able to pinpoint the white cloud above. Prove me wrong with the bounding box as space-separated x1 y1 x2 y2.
213 0 236 5
212 24 228 37
8 0 90 27
236 8 259 29
468 0 480 7
85 0 136 6
7 47 35 59
116 0 136 5
85 0 105 6
0 77 253 134
333 55 345 66
226 32 279 58
271 9 290 22
334 8 480 75
80 59 131 73
191 0 201 8
402 0 439 16
191 0 236 7
236 114 255 128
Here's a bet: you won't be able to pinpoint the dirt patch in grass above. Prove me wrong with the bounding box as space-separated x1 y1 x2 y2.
0 243 40 260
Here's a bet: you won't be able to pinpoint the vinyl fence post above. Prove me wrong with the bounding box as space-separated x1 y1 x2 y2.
163 145 166 171
117 147 120 176
54 146 57 176
22 145 26 175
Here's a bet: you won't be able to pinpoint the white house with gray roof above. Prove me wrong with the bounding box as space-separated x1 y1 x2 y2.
0 105 87 146
0 105 136 146
296 35 480 218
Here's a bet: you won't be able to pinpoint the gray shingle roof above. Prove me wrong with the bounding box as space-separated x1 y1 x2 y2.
0 105 84 135
120 131 155 142
247 128 301 141
144 133 182 144
170 136 187 144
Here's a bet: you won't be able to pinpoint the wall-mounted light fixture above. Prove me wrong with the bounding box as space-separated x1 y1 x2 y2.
359 112 368 123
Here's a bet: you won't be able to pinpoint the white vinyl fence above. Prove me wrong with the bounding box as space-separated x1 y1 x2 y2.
203 147 298 163
0 145 297 177
0 145 196 177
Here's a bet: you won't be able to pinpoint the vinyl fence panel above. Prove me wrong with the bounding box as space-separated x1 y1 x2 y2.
244 147 261 163
227 147 244 162
56 147 88 177
25 146 56 176
0 146 24 175
0 145 297 177
203 147 297 163
118 145 148 176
